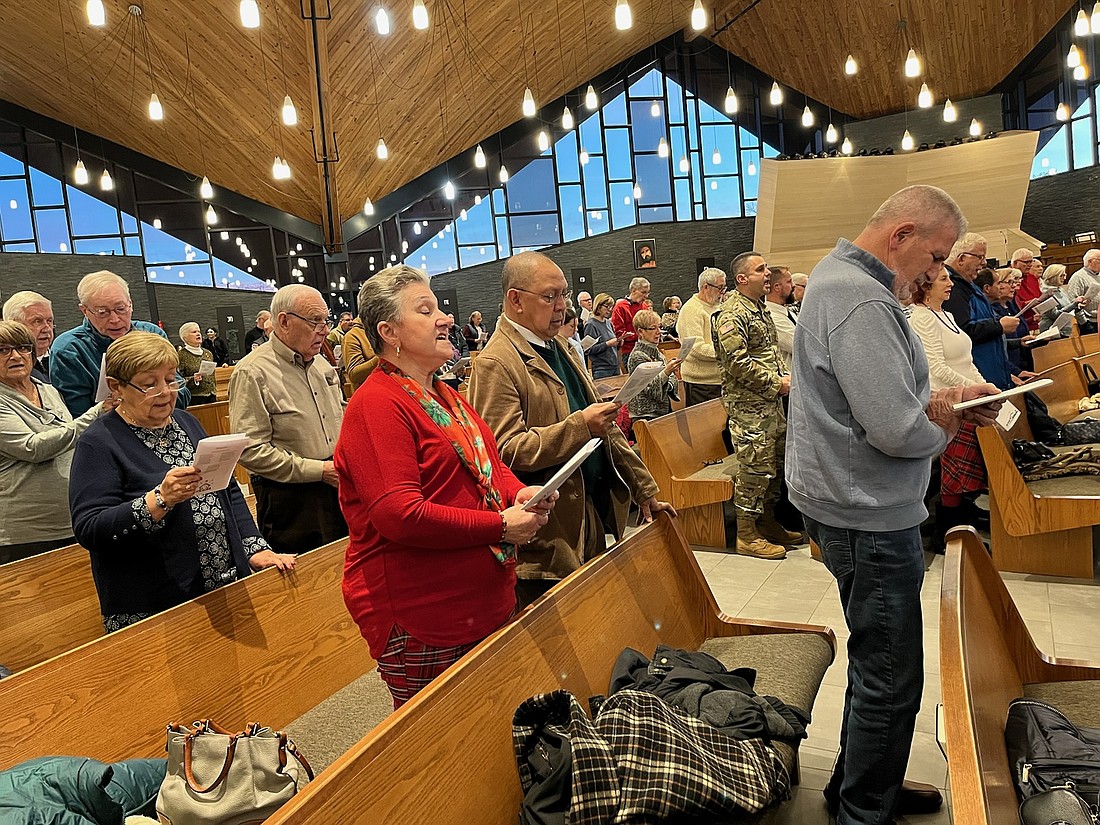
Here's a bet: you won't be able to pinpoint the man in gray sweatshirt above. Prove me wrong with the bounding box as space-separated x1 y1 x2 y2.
786 185 1001 825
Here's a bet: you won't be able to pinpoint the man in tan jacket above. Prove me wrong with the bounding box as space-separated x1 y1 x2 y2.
468 251 675 607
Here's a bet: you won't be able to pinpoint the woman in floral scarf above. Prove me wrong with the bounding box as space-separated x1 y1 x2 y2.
336 265 557 708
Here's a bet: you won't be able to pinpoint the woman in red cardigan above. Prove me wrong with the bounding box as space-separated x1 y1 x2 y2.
336 265 556 708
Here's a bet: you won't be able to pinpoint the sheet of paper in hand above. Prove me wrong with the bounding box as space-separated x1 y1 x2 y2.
521 437 602 511
192 434 251 494
613 362 666 406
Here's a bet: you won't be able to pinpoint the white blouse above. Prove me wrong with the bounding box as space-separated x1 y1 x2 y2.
907 303 987 391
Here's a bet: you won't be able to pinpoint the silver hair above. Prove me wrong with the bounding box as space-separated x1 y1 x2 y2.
77 270 130 305
1010 248 1034 263
178 321 201 343
357 265 430 353
697 267 726 291
255 309 271 325
270 284 321 318
2 290 51 322
1084 248 1100 265
628 277 650 293
867 185 968 238
948 232 988 262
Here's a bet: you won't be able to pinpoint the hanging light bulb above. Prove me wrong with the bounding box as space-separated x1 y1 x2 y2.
272 156 283 178
1093 2 1100 35
206 205 218 224
499 165 509 183
943 98 957 122
690 0 706 30
917 83 933 108
281 95 298 126
412 0 429 29
969 118 981 137
1075 63 1089 81
376 138 389 160
901 130 914 151
747 160 757 176
100 168 113 190
585 84 598 110
801 106 814 127
1077 9 1091 36
537 130 549 152
650 101 660 118
841 137 853 155
632 182 642 200
712 147 721 165
522 88 536 117
1069 44 1082 68
562 106 574 130
825 123 838 143
443 180 455 199
86 0 105 26
657 137 669 158
375 7 391 34
679 155 689 173
363 198 375 215
579 147 589 165
844 54 857 75
148 93 163 120
239 0 260 28
614 0 632 30
195 177 211 199
74 159 89 185
724 86 738 114
904 48 921 78
1057 103 1072 122
769 82 783 106
474 144 486 168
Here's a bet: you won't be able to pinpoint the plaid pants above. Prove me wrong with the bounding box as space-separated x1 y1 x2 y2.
375 624 478 709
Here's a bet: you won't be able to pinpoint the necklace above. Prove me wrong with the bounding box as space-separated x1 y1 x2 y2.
118 406 172 449
927 305 961 334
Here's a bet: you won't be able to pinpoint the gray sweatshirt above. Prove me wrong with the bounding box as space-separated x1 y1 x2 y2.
786 239 949 532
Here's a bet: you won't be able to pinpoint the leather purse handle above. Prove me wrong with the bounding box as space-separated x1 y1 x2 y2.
183 730 240 794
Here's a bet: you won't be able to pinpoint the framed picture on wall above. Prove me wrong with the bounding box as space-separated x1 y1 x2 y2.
633 239 657 270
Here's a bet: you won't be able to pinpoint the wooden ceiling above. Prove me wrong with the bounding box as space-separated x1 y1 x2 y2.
0 0 1075 240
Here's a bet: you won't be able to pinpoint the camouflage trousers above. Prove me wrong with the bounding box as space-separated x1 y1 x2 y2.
724 396 785 517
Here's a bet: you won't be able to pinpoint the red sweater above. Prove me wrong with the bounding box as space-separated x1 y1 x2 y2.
335 369 524 655
1016 272 1043 331
611 298 645 356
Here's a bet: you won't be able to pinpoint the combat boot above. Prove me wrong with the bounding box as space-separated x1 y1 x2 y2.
757 511 804 546
735 517 787 559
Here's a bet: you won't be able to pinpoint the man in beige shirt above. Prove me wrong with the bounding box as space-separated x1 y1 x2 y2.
677 267 727 406
230 284 346 553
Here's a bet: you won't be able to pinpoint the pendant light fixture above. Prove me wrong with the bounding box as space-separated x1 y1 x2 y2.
537 131 549 152
499 165 509 183
904 48 921 78
969 118 981 137
825 123 838 143
1068 45 1083 68
148 93 163 120
679 155 689 173
239 0 260 28
712 147 721 165
724 86 738 114
614 0 632 30
632 182 642 200
412 0 429 29
281 95 298 126
657 137 669 158
153 218 162 230
200 176 214 199
650 101 660 118
376 138 389 160
769 82 783 106
474 145 486 168
1075 64 1089 81
579 147 589 165
841 137 853 155
801 106 814 127
522 88 536 117
690 0 706 31
901 130 914 151
585 85 598 110
562 106 574 130
363 198 375 215
917 83 933 108
443 180 455 199
1077 9 1091 36
942 99 957 122
1093 2 1100 34
1057 103 1071 122
747 160 757 176
86 0 106 26
74 159 89 185
206 205 218 224
375 8 391 35
844 54 857 75
100 169 113 190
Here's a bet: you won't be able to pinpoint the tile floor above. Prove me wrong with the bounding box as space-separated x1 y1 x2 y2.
693 542 1100 824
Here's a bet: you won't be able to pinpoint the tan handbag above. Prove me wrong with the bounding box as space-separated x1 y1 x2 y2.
156 719 314 825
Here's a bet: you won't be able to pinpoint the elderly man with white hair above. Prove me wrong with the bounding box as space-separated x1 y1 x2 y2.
576 291 593 324
229 284 347 554
50 270 191 416
1066 248 1100 331
3 290 55 381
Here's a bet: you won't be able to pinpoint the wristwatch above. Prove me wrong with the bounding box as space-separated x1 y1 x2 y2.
153 486 173 512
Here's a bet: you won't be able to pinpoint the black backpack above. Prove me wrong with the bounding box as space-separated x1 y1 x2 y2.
1005 697 1100 813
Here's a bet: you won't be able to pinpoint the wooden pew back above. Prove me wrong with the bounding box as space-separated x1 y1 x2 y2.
0 543 101 673
267 515 833 824
1032 361 1086 423
1031 331 1100 373
187 400 231 436
633 397 728 481
940 527 1100 824
0 538 373 770
214 365 234 401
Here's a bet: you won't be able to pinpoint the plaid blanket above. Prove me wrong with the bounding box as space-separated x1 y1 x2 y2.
513 690 789 824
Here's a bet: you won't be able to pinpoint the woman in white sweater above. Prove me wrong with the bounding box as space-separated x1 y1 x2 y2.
908 267 994 550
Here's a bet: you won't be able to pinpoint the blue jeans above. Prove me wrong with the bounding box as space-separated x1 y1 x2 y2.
804 516 925 825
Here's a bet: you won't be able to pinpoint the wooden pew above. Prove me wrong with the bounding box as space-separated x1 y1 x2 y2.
268 513 835 825
1031 360 1086 422
940 526 1100 825
214 365 234 401
187 400 231 436
0 537 375 770
633 399 731 548
1030 329 1100 373
976 409 1099 578
1074 351 1100 396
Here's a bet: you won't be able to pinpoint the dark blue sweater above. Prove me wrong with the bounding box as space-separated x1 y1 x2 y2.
69 410 257 616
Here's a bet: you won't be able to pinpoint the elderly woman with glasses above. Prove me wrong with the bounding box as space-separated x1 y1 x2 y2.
583 292 620 379
626 309 682 423
70 332 295 632
177 322 217 405
337 265 555 708
0 321 112 564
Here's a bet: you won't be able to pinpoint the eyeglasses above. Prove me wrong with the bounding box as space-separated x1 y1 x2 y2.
286 311 331 331
959 252 986 261
704 282 728 292
637 326 660 331
0 344 34 357
122 377 188 398
84 303 132 320
514 287 573 305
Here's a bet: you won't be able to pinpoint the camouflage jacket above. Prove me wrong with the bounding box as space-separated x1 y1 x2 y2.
712 288 787 402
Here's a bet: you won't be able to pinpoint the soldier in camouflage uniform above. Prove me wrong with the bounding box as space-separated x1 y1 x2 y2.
712 251 802 559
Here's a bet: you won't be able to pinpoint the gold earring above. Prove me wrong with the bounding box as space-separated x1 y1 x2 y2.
396 344 401 357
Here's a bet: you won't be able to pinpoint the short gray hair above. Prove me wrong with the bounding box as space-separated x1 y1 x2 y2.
255 309 271 325
270 284 321 318
1085 248 1100 265
2 290 51 322
502 251 556 294
949 232 988 261
178 321 200 343
358 265 430 353
628 277 650 293
867 185 967 239
1010 248 1034 263
698 267 726 291
77 270 130 305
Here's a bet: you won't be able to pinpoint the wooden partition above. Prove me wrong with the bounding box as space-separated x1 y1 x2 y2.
1031 360 1086 422
187 400 231 436
214 365 234 401
0 537 372 770
1031 332 1099 374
